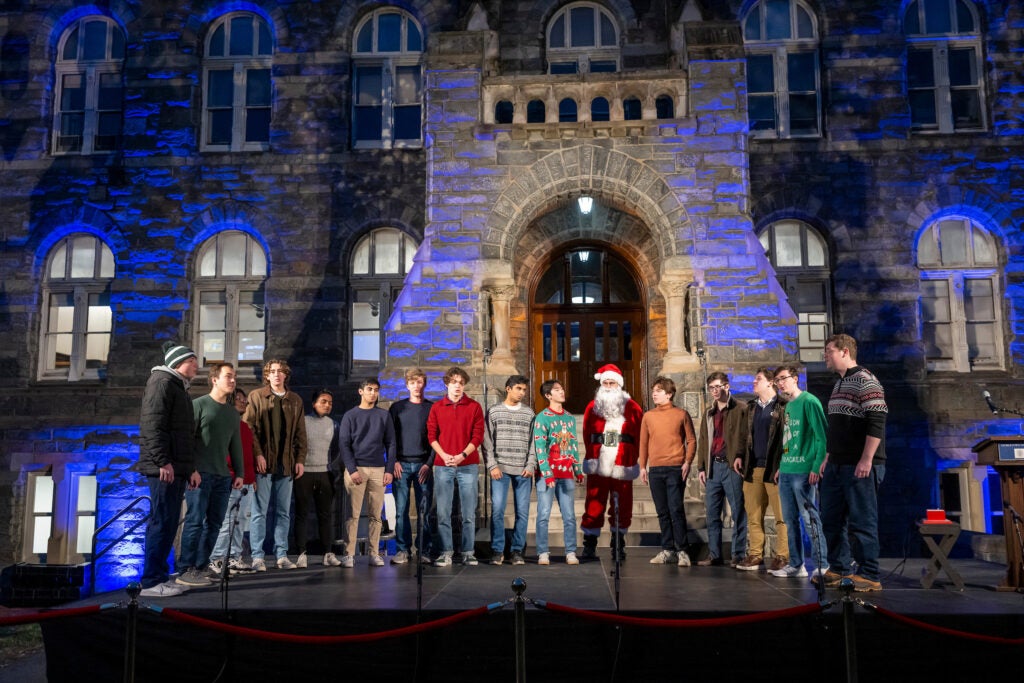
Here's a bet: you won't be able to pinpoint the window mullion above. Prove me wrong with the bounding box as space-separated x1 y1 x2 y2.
226 285 239 363
934 46 953 132
776 47 789 137
233 63 246 151
949 273 969 371
82 66 98 155
382 59 395 147
69 286 89 381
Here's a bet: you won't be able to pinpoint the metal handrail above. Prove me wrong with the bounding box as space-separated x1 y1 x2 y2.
90 495 151 596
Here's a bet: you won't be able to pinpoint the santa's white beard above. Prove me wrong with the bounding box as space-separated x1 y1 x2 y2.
594 386 629 419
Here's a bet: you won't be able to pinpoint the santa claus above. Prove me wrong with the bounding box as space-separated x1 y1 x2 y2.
581 364 644 561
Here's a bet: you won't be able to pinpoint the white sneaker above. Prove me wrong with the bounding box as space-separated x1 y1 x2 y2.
391 551 409 565
340 554 355 568
434 552 453 567
296 552 307 568
565 552 579 565
677 551 692 567
251 558 267 572
323 552 342 567
770 564 809 578
140 581 184 598
369 553 385 567
276 556 297 570
537 552 550 565
649 550 677 564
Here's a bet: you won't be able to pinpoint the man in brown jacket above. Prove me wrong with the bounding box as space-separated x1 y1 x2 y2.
696 372 749 567
244 359 307 571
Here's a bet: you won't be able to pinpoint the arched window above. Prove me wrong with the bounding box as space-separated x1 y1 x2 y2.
53 16 125 154
353 9 424 148
494 100 514 124
527 99 546 123
546 2 620 74
742 0 820 138
203 13 273 151
39 235 114 380
917 217 1002 371
904 0 984 133
349 228 419 368
758 220 832 363
591 97 609 121
559 98 578 123
193 231 268 368
655 95 674 119
623 97 641 120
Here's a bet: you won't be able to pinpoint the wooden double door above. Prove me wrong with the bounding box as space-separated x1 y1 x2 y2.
531 309 646 414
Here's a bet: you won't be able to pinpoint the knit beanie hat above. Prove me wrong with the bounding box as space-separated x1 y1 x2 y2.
162 341 197 369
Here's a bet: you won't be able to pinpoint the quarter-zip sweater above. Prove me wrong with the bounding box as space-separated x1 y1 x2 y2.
426 394 484 466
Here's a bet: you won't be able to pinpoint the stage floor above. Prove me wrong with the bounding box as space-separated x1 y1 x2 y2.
40 554 1024 682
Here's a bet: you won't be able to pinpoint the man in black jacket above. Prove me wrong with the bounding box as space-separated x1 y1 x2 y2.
136 342 201 597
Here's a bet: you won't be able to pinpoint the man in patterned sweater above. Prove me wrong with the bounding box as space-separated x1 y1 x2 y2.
484 375 536 565
820 334 888 592
532 380 583 565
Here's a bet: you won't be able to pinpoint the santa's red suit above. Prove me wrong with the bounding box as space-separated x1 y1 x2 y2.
581 365 643 542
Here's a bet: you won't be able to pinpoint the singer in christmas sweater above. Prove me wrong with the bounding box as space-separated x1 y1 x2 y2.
580 364 644 562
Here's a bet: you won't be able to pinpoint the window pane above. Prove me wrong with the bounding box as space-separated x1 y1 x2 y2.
955 0 975 32
796 6 814 38
353 238 370 274
258 19 272 55
407 19 422 52
34 476 54 514
238 289 265 330
251 243 267 276
749 94 777 129
246 69 271 106
353 331 380 362
199 291 227 329
221 232 247 276
600 14 616 45
77 515 96 555
404 235 416 273
86 292 111 332
77 475 97 513
353 301 380 329
924 0 952 34
494 100 514 124
559 98 577 123
966 323 995 361
607 322 619 360
550 15 565 48
570 7 595 47
594 321 604 361
50 244 68 279
238 331 265 362
948 48 977 87
71 236 97 277
789 94 818 134
909 90 937 127
591 97 609 122
938 220 967 265
356 22 373 52
590 61 616 73
395 105 421 140
748 55 775 94
374 231 400 274
623 98 641 120
765 0 791 40
378 13 401 52
200 331 225 363
773 222 802 267
246 108 271 143
85 332 110 368
542 323 552 362
83 20 107 61
98 72 122 110
99 243 114 278
787 52 816 92
608 259 639 303
623 321 632 361
923 321 952 358
199 245 217 277
535 262 563 303
550 62 578 75
209 24 225 56
527 100 546 123
356 67 382 105
655 96 674 119
806 230 826 266
207 69 233 108
964 278 994 320
904 1 921 34
61 73 86 111
918 226 939 265
920 279 950 322
230 16 255 56
556 322 565 361
395 66 421 104
355 107 383 141
33 516 52 554
744 11 761 41
907 49 935 89
951 90 981 129
63 27 79 61
794 279 827 310
48 293 74 332
972 228 995 264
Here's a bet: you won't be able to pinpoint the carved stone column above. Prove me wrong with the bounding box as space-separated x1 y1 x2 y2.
483 283 519 375
658 274 700 373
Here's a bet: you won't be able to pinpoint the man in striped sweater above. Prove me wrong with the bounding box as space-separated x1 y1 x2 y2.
484 375 536 565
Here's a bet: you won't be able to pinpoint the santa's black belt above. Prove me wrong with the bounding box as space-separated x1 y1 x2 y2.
591 433 635 447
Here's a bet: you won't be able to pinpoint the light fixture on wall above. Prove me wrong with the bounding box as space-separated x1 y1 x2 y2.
577 195 593 215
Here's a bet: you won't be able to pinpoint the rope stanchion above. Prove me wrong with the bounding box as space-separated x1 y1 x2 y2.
862 602 1024 646
534 600 825 628
150 601 505 644
0 602 110 627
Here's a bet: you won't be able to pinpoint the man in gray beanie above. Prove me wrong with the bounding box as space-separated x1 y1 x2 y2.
135 341 201 597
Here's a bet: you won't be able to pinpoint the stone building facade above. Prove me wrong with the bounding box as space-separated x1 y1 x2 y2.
0 0 1020 589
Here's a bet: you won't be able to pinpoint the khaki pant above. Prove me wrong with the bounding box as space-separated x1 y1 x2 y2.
743 467 789 561
343 466 385 557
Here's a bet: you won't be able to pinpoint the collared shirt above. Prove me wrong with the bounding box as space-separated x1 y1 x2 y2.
711 405 727 460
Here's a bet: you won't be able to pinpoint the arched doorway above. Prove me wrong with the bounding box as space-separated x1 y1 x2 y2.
530 244 646 414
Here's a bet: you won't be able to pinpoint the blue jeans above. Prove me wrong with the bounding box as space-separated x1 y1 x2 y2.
141 476 187 588
778 472 827 569
434 465 478 554
179 474 232 569
211 483 254 561
250 473 294 560
820 462 885 580
704 459 747 561
648 466 689 552
490 472 533 554
535 478 577 555
393 461 435 555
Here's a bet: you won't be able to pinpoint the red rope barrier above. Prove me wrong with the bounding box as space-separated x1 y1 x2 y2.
0 604 105 627
867 604 1024 646
537 600 823 628
156 603 499 643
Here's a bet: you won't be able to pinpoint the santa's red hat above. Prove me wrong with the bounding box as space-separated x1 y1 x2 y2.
594 364 624 386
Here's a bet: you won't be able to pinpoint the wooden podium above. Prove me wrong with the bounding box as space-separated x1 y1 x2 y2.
972 437 1024 590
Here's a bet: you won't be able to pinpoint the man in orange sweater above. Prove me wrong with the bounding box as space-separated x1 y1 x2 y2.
639 377 697 566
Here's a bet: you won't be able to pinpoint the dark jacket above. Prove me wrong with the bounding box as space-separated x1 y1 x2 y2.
742 395 787 482
244 386 307 474
135 367 196 479
696 396 748 480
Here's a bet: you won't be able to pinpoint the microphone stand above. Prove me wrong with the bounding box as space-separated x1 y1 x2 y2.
805 499 826 604
611 491 621 612
220 490 246 613
1005 504 1024 595
416 490 428 617
482 347 492 552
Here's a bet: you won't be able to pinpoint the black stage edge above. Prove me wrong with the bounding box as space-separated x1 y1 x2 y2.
41 557 1024 682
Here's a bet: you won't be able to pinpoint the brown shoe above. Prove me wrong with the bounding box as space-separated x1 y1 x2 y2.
735 556 763 572
769 557 789 572
850 575 882 592
810 569 845 589
697 557 723 567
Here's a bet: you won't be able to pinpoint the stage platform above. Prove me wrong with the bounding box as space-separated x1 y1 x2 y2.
40 553 1024 682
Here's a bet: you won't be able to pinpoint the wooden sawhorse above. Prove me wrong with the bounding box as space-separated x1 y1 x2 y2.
918 521 964 590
